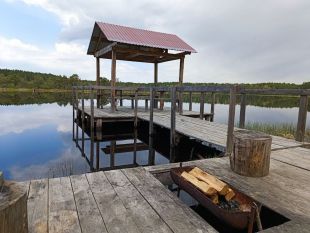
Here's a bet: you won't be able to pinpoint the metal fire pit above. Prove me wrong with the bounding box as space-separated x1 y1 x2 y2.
170 166 257 232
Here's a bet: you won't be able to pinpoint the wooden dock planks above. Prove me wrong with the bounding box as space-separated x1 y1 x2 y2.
78 106 308 152
25 167 217 233
24 145 310 233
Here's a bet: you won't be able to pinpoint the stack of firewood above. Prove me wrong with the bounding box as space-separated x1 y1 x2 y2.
181 167 235 204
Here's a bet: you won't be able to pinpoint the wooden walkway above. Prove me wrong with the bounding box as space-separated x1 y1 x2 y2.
79 106 310 152
23 146 310 233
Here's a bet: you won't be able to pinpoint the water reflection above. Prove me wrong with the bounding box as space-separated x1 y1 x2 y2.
0 91 309 181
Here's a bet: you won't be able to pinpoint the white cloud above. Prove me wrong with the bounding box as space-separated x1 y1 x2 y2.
4 0 310 83
0 103 72 136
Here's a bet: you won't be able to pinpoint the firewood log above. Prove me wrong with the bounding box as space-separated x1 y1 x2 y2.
181 171 217 196
210 194 219 205
189 167 229 195
225 188 235 201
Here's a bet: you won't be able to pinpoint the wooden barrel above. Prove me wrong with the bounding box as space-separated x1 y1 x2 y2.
230 130 272 177
0 172 28 233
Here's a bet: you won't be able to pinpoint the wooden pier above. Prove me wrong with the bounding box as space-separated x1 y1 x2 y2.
23 146 310 233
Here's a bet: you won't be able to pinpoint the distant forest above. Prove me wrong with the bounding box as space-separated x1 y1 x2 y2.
0 68 309 90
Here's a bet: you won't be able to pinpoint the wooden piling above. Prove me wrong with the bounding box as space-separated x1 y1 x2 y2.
81 87 85 156
134 90 138 128
75 89 79 147
210 92 215 122
200 92 205 120
149 88 155 165
90 89 95 167
72 87 75 141
170 87 176 162
189 91 192 111
145 99 148 110
239 93 246 128
296 95 308 142
120 90 123 106
96 142 100 170
226 86 237 156
111 49 116 112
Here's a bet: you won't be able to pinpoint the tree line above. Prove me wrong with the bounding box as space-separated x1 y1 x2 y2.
0 68 309 90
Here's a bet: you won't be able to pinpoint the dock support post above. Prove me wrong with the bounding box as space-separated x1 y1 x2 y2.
145 99 148 110
81 87 85 156
200 92 205 120
96 141 100 170
148 88 155 165
120 90 123 107
75 90 79 146
133 128 137 165
90 89 95 168
296 95 308 142
189 91 192 111
239 93 246 128
210 92 215 122
111 49 116 112
134 90 138 128
72 87 75 141
170 87 176 162
226 85 237 156
110 141 115 168
159 91 164 110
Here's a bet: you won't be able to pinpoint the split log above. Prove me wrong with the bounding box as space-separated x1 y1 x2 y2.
210 194 219 205
225 188 235 201
189 167 229 195
0 173 28 233
181 172 217 196
230 130 272 177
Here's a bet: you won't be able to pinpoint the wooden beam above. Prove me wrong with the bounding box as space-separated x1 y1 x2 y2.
170 87 176 162
95 42 117 58
178 57 184 114
154 63 158 84
239 93 246 128
296 95 308 142
96 57 100 108
210 92 215 122
226 86 237 156
111 49 116 112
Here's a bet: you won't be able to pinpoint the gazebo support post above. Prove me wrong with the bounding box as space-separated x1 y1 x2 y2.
111 49 116 112
96 57 100 108
154 62 158 108
178 57 184 114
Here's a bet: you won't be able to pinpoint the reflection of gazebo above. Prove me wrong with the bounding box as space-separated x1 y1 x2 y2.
87 22 197 111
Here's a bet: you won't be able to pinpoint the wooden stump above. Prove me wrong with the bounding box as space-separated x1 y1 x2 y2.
0 173 28 233
230 130 272 177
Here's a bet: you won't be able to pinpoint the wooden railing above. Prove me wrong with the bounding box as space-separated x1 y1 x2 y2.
72 85 309 163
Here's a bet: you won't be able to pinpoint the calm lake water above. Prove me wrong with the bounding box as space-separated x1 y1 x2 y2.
0 92 309 181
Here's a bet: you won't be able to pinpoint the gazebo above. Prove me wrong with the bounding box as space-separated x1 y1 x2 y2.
87 22 196 111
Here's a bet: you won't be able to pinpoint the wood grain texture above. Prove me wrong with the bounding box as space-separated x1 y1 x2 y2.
231 130 272 177
70 174 107 233
27 179 48 233
86 171 140 233
48 177 81 233
105 170 172 233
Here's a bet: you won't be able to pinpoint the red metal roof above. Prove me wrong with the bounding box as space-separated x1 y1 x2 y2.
95 22 197 53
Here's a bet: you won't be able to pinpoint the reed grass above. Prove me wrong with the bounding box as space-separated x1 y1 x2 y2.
244 122 310 142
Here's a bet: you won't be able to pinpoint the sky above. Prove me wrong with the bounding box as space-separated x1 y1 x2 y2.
0 0 309 83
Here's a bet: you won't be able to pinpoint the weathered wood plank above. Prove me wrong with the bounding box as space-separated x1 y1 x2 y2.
86 171 140 233
70 174 107 233
123 167 217 233
105 170 172 233
27 179 48 233
48 177 81 233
